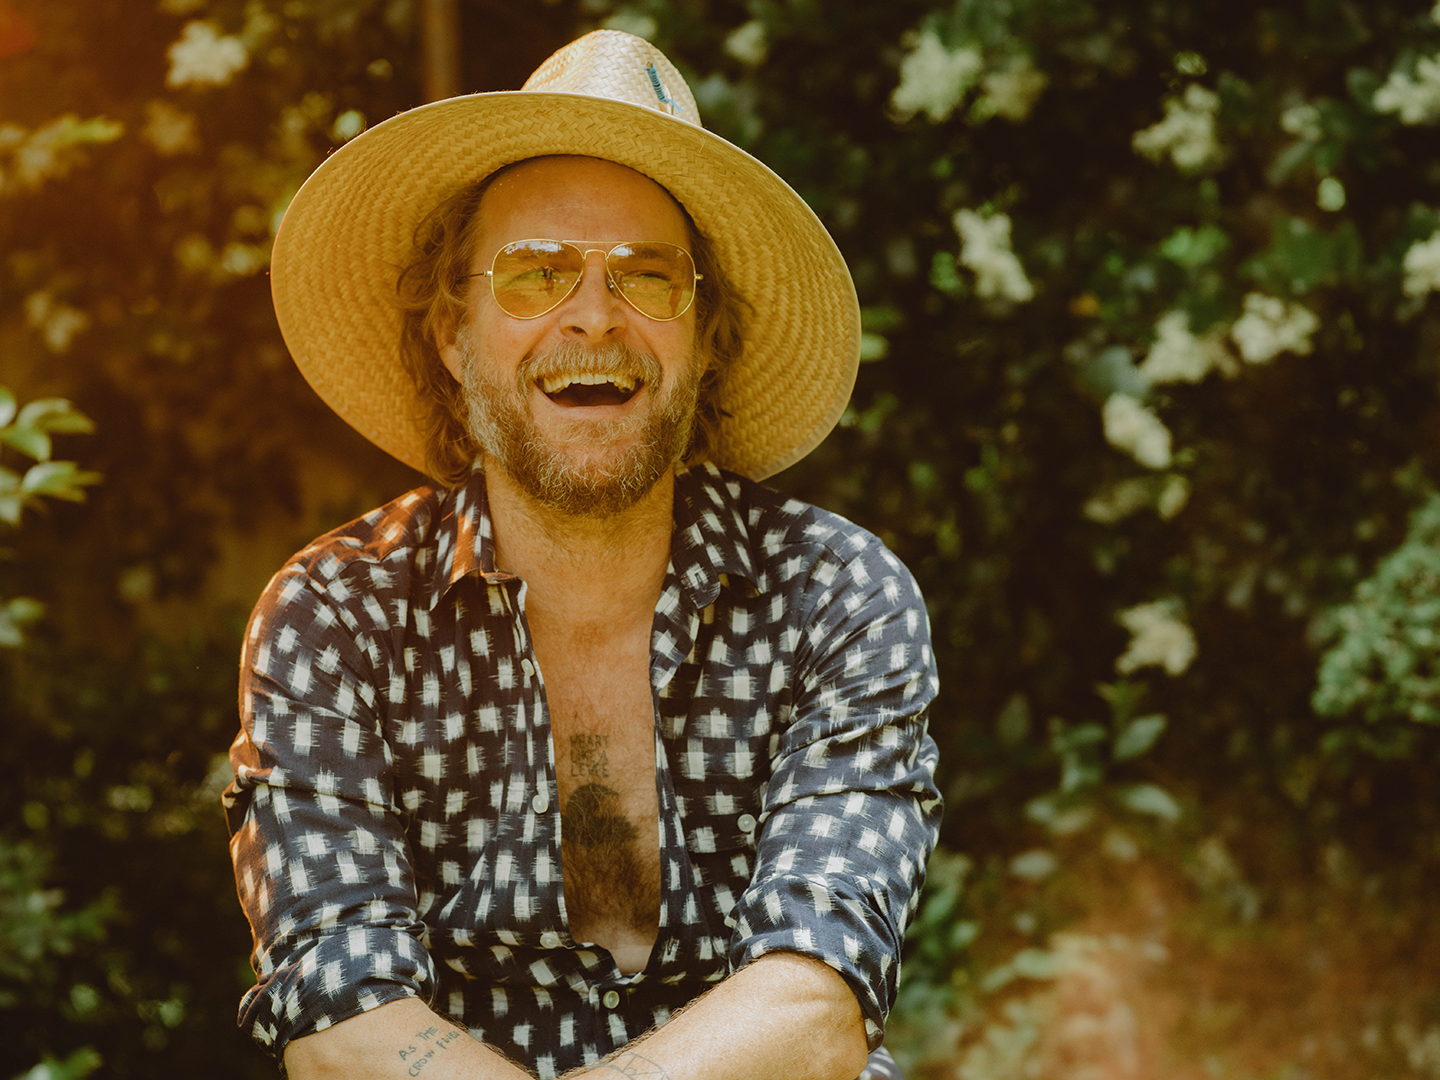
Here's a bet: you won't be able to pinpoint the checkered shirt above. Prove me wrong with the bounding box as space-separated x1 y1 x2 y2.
225 462 941 1077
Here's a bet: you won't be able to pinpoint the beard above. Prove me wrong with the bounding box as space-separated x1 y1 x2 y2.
457 331 702 517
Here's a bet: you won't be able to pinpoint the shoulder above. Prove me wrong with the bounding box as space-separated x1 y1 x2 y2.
696 465 920 597
253 483 448 618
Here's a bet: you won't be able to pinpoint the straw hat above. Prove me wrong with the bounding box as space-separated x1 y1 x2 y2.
269 29 859 481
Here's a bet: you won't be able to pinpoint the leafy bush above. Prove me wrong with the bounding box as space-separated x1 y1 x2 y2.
3 0 1440 1075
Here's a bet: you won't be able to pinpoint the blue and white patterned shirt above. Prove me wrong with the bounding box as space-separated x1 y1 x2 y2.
225 462 941 1078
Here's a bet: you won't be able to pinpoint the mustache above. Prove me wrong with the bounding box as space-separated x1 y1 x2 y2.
516 340 664 390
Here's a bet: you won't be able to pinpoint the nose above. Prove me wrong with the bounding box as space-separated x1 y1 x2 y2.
560 248 629 343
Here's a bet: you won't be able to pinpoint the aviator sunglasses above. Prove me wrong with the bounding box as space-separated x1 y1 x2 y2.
472 239 702 322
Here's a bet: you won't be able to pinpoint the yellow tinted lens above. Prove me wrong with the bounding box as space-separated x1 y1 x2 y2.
608 243 696 321
491 240 583 318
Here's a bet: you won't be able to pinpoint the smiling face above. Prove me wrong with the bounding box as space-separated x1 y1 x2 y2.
439 156 704 516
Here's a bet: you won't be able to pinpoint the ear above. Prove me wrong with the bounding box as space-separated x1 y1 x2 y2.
436 318 465 382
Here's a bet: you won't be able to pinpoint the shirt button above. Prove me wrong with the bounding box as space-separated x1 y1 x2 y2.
532 790 550 814
521 658 535 678
602 989 621 1009
737 813 757 833
540 931 560 949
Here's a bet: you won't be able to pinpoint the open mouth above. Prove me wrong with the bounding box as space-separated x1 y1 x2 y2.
539 372 641 407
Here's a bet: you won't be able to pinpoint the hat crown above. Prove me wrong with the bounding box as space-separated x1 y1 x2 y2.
521 30 701 127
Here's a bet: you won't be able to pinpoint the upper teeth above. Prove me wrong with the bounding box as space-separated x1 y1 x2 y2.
540 373 637 394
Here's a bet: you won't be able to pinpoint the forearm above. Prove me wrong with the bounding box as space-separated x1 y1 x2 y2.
283 996 534 1080
564 952 870 1080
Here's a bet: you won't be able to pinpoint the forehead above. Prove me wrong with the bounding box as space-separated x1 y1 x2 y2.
473 156 691 250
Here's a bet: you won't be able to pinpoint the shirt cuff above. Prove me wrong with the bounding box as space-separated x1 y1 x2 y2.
728 872 900 1051
239 925 436 1060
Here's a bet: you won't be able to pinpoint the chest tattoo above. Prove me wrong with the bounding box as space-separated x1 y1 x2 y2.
562 782 638 848
569 732 612 780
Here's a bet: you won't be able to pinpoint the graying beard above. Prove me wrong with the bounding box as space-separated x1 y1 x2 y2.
459 334 699 517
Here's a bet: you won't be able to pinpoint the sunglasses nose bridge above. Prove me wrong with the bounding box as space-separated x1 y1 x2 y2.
573 246 619 292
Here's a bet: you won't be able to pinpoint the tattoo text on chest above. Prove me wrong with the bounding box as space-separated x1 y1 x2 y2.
395 1024 464 1077
569 732 611 779
594 1051 672 1078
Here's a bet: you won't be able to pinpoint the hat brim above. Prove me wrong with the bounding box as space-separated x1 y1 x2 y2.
270 91 860 481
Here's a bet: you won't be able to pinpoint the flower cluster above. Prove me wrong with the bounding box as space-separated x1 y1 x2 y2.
1133 84 1221 170
1115 600 1198 676
723 21 767 67
24 292 91 354
0 115 124 195
1403 230 1440 297
1137 310 1237 385
890 30 982 122
142 100 199 156
1229 293 1320 364
1374 53 1440 125
978 57 1048 122
166 21 249 89
1102 394 1172 470
953 209 1034 302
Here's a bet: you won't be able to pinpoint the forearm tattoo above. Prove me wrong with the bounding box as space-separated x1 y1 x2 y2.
591 1050 672 1078
395 1023 465 1077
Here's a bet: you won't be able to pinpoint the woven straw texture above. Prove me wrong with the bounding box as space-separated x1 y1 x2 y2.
270 30 859 481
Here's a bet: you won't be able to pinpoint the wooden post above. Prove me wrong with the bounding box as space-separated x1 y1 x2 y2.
420 0 462 101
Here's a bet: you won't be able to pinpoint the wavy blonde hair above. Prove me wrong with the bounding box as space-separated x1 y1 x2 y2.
394 162 750 487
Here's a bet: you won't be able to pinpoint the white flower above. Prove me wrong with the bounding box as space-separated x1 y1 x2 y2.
1280 102 1322 141
1374 54 1440 124
891 31 983 122
601 12 657 40
166 21 249 89
142 100 199 155
1116 600 1197 676
1229 293 1319 364
723 21 767 67
1102 393 1172 470
1317 177 1346 212
953 209 1034 302
220 242 269 276
1083 474 1190 524
24 292 91 354
1403 230 1440 297
1133 84 1220 170
0 115 124 194
979 56 1047 122
1137 310 1237 384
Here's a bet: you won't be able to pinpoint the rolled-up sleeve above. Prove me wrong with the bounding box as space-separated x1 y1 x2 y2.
224 562 434 1060
728 536 942 1049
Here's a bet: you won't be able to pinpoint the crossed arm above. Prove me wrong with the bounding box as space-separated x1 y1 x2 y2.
282 951 869 1080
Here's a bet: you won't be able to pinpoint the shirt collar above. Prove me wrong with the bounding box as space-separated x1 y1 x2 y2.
424 468 511 611
669 462 759 610
426 462 759 611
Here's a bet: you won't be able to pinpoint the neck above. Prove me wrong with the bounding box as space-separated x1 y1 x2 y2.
483 461 677 626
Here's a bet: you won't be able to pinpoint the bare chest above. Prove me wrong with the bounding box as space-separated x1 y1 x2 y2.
533 624 661 971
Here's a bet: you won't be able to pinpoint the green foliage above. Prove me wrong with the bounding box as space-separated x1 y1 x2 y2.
1314 491 1440 726
3 0 1440 1074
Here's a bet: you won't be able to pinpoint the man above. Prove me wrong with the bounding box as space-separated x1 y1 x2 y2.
225 30 941 1080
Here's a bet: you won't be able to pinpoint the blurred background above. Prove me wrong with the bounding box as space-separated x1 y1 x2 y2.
3 0 1440 1076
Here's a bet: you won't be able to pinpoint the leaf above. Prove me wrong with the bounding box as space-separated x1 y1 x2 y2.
1 425 50 462
0 387 14 428
1008 848 1058 880
21 460 102 501
0 494 20 526
1114 713 1168 760
0 596 44 649
1121 783 1181 822
1159 224 1229 268
17 398 93 433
